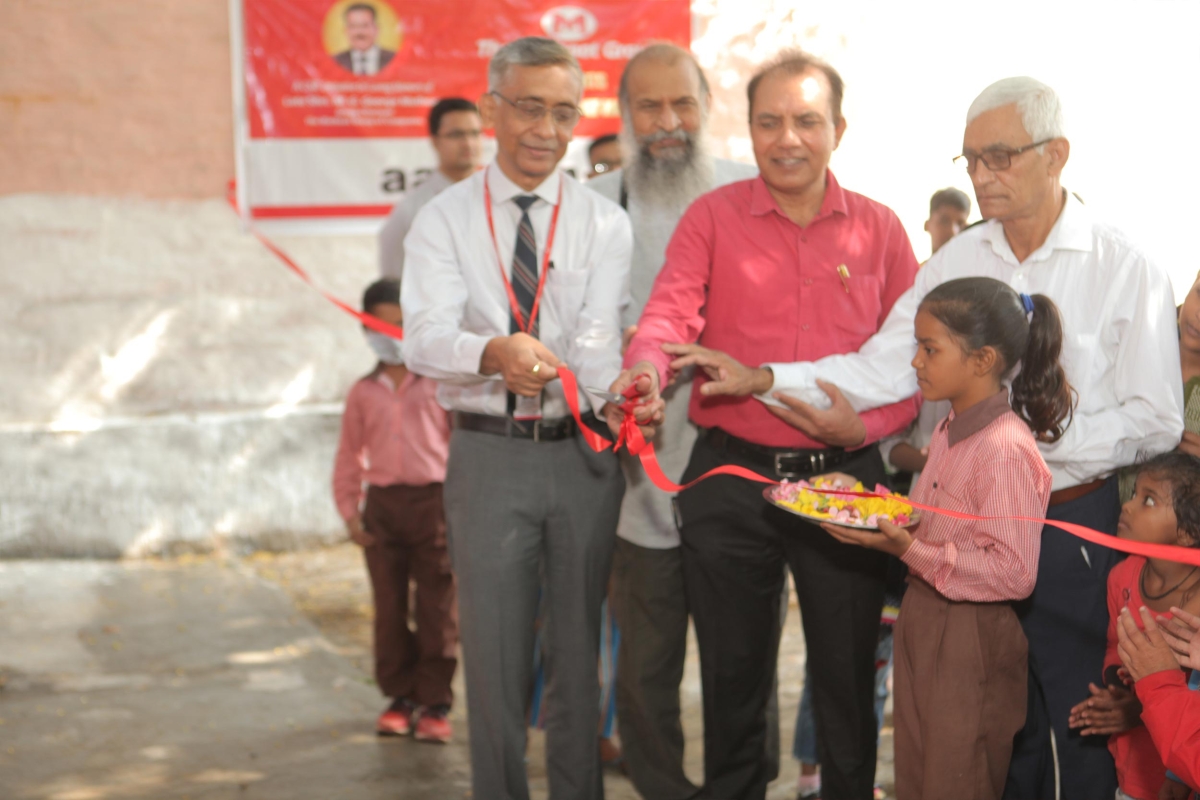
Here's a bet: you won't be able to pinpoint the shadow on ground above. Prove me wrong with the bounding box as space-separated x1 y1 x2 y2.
0 549 893 799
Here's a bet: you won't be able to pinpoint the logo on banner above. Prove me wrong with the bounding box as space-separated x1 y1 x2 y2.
541 6 598 42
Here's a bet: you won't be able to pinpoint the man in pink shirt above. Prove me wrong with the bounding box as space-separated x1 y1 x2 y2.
619 51 920 800
332 278 456 743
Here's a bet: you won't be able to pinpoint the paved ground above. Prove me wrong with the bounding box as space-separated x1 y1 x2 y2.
0 551 893 799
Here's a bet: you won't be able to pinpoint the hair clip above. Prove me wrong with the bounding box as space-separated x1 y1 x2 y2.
1019 293 1035 315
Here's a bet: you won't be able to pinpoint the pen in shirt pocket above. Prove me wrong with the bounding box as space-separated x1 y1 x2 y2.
836 264 851 293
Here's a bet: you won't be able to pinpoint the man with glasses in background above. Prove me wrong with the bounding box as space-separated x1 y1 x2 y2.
402 36 658 800
379 98 483 281
587 132 622 178
680 76 1183 799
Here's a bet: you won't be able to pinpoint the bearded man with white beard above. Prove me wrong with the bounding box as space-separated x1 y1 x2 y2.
587 43 757 800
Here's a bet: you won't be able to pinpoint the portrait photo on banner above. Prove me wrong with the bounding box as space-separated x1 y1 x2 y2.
322 0 402 77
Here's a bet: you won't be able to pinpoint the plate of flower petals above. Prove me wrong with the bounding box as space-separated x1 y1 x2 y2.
764 479 919 530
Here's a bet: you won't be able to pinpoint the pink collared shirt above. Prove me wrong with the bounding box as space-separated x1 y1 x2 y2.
624 172 920 449
332 368 451 521
903 390 1052 602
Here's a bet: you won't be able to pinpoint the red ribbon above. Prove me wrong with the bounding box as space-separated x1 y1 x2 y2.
558 367 1200 568
226 181 405 341
556 367 618 454
228 188 1200 568
641 420 1200 566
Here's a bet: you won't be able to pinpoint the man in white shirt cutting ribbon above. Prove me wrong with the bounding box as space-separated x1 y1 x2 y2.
401 36 656 800
668 76 1183 800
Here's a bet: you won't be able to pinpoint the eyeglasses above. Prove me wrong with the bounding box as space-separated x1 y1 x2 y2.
953 138 1054 173
437 129 482 141
491 91 581 130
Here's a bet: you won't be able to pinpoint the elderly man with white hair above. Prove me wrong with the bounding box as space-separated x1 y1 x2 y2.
675 76 1184 798
587 43 758 800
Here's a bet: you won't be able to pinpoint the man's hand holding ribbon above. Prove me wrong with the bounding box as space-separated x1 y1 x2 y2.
480 331 561 395
606 360 665 443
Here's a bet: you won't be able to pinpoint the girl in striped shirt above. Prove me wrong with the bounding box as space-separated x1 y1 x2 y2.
820 276 1072 800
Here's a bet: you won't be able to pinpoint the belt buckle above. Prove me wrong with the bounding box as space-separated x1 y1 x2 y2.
773 452 805 480
508 417 532 439
773 451 826 479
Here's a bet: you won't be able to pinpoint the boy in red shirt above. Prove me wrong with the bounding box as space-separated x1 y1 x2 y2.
332 278 456 742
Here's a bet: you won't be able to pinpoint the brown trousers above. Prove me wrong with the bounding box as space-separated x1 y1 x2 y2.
362 483 458 708
893 578 1028 800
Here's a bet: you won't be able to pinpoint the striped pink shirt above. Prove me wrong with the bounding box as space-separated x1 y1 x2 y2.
332 369 450 521
902 390 1052 602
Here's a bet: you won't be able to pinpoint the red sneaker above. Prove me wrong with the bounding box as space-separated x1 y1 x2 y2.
376 699 415 736
413 706 452 743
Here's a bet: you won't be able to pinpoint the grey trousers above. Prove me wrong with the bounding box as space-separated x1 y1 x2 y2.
444 429 624 800
611 538 782 800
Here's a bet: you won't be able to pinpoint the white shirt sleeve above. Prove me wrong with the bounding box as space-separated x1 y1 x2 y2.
1039 252 1184 483
763 258 937 412
567 209 633 415
400 201 498 387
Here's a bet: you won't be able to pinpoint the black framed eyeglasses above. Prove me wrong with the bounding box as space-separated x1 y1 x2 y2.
491 91 581 130
953 138 1055 172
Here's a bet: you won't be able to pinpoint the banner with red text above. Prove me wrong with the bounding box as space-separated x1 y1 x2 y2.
232 0 691 225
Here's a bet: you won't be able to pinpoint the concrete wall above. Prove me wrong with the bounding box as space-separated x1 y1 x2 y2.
0 2 380 557
0 194 378 557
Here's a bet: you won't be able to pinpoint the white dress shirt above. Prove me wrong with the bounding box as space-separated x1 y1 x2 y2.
589 158 759 548
379 170 452 281
768 193 1184 490
402 163 632 419
351 46 381 76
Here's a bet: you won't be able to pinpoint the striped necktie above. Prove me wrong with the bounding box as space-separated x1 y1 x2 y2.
510 195 540 338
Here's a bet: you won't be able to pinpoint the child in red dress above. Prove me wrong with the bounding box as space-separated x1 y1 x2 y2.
821 276 1071 800
1070 451 1200 800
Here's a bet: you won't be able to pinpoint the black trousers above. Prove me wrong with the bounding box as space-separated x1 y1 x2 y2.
1004 477 1121 800
676 433 888 800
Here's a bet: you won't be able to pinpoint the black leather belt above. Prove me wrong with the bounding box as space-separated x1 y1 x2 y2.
452 411 577 442
704 427 852 479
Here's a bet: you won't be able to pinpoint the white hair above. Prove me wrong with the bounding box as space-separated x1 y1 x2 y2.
966 77 1065 149
487 37 582 95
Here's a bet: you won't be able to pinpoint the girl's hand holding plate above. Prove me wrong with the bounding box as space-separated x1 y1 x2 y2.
821 517 914 558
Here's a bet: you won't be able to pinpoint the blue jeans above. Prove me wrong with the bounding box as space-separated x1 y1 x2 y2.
794 627 894 764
